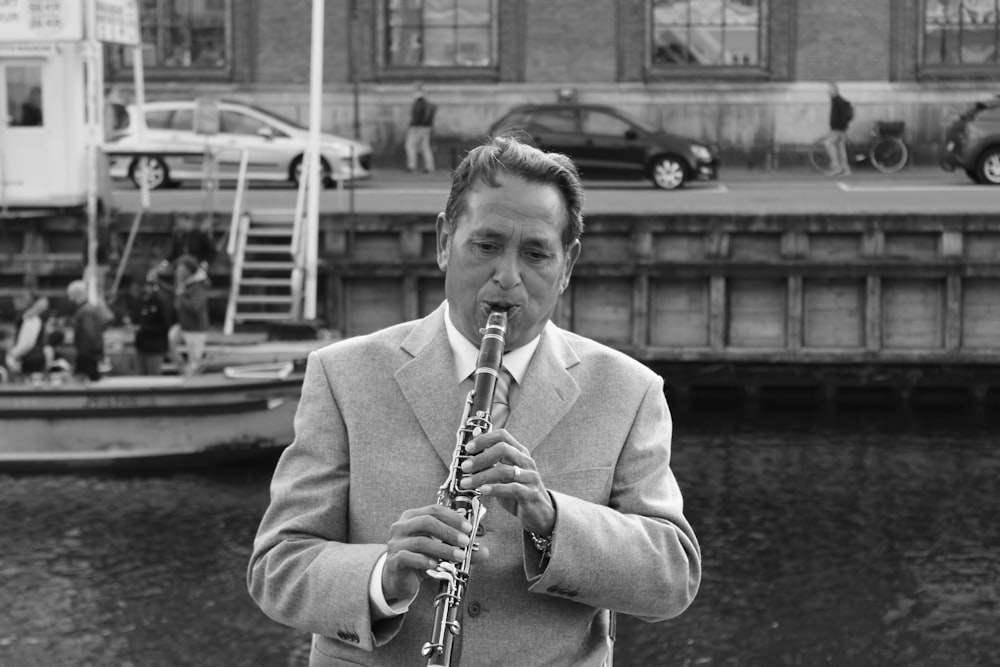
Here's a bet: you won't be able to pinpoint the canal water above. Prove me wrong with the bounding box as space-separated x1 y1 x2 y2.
1 407 998 667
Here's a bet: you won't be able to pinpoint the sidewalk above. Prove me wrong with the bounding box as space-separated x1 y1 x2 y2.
366 162 958 188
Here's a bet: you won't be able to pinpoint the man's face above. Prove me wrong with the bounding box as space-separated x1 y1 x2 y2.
436 174 580 350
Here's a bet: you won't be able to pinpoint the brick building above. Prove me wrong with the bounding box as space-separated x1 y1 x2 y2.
107 0 1000 168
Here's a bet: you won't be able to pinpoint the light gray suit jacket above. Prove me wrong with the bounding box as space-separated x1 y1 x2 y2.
248 304 700 666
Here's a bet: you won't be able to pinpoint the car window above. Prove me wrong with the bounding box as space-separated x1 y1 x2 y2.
144 109 173 129
525 109 578 133
221 110 269 135
581 110 632 137
170 109 194 131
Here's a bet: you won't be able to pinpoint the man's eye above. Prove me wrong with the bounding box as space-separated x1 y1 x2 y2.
475 242 500 254
525 250 551 262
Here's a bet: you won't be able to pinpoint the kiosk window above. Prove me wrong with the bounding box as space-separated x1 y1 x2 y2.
6 66 43 127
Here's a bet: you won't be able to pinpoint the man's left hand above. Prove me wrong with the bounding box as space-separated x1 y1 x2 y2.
460 430 555 538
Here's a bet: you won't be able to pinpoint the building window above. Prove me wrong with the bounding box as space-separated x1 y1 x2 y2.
109 0 231 73
385 0 496 68
924 0 999 66
651 0 767 68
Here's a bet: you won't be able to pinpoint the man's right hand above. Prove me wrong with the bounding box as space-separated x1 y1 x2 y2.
381 504 488 603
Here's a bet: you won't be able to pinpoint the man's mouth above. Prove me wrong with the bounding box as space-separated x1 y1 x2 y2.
484 301 516 315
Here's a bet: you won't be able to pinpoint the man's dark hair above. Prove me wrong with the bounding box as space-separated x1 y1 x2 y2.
443 134 585 248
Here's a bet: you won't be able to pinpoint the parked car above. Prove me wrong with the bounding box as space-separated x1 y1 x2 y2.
105 99 373 190
487 103 719 190
940 94 1000 185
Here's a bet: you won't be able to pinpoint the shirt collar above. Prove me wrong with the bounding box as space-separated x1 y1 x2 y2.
443 302 542 385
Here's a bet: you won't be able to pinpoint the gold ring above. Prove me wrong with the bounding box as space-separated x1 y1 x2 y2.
512 465 521 482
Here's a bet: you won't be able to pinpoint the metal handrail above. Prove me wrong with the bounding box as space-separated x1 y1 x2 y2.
223 211 251 336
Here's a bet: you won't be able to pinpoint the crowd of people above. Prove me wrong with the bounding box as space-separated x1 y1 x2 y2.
0 213 215 384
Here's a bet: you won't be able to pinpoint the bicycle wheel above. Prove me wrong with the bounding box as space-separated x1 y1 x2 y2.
869 137 908 174
809 140 837 175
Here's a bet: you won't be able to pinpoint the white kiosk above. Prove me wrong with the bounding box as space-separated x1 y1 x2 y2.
0 0 141 303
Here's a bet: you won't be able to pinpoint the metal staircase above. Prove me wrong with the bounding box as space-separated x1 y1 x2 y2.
224 208 302 334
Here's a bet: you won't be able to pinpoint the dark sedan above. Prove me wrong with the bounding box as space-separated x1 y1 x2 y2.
488 103 720 190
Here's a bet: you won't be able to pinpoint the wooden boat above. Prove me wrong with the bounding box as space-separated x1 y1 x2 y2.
0 363 303 471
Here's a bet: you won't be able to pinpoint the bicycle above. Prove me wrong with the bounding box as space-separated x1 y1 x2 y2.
809 120 909 175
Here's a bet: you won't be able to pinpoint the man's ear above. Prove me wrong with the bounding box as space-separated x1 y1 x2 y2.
559 239 582 294
435 212 450 271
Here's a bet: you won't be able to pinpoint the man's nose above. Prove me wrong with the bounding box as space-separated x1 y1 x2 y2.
492 251 521 289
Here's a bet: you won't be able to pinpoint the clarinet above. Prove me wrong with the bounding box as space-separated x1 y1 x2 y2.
421 309 508 667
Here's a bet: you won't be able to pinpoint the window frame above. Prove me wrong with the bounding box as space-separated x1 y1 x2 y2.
646 0 773 80
917 0 1000 79
376 0 500 81
106 0 235 82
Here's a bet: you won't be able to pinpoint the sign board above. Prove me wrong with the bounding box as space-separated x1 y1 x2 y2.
0 0 83 42
94 0 139 45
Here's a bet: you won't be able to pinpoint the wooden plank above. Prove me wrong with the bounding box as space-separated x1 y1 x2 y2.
649 279 710 347
571 278 632 345
351 232 400 262
884 233 939 260
652 233 707 261
727 278 786 348
418 277 445 318
787 275 803 351
964 233 1000 260
945 275 962 351
803 279 865 348
632 273 649 349
730 233 781 261
345 278 403 337
882 279 944 349
866 276 882 352
807 233 862 261
709 276 726 349
961 279 1000 348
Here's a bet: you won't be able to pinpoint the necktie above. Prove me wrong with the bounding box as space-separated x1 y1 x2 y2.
490 367 513 430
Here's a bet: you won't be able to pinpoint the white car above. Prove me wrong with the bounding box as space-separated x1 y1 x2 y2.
105 99 373 189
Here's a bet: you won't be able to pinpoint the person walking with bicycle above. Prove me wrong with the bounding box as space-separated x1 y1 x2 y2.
823 82 854 176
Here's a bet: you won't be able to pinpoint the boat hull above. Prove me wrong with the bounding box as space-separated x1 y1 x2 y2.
0 372 302 470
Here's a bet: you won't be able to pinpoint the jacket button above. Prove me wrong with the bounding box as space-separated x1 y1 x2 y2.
467 601 482 617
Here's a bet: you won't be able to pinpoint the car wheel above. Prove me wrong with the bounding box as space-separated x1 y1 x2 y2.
129 157 169 190
649 156 686 190
975 148 1000 185
291 156 332 187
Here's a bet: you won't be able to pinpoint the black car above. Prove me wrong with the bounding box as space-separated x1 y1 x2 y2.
941 95 1000 185
488 103 720 190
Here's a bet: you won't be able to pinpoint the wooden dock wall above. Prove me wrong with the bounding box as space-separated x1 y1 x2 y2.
317 212 1000 361
4 209 1000 404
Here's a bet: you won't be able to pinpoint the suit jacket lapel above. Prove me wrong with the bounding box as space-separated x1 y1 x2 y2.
507 324 580 455
395 305 465 468
395 308 582 467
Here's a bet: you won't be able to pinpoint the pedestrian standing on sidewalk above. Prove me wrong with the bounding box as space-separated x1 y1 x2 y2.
405 83 437 174
823 82 854 176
